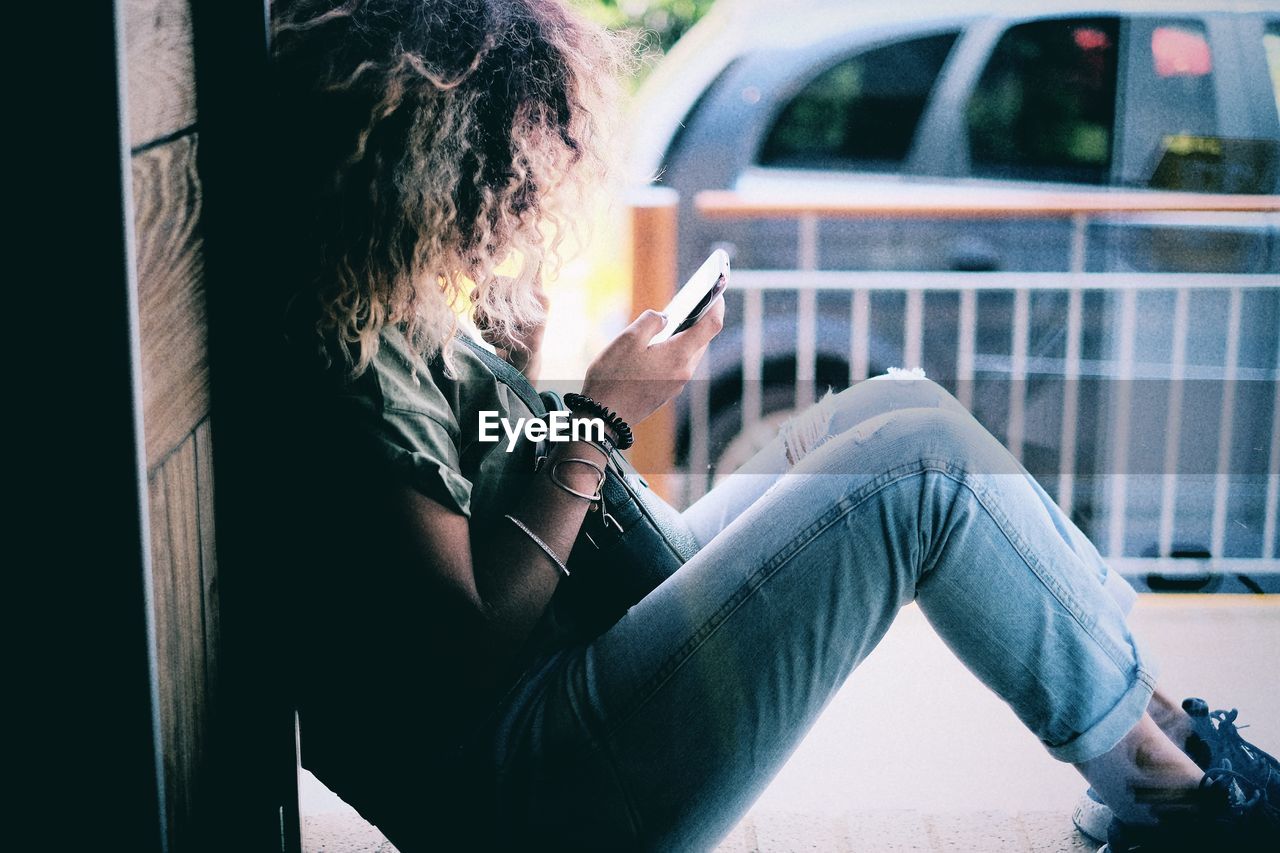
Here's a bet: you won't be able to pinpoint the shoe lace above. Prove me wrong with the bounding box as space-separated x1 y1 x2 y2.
1209 709 1272 778
1204 765 1266 812
1203 763 1280 842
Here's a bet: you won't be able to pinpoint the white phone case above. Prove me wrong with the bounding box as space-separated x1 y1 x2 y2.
649 249 731 345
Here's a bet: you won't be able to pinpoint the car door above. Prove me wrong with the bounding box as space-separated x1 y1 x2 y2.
933 12 1275 274
917 13 1126 275
1105 13 1276 273
935 12 1278 562
1105 13 1279 566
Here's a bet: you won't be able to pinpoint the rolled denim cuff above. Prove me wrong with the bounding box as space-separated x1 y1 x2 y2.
1044 658 1158 763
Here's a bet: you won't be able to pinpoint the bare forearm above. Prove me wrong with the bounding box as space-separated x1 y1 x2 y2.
472 436 605 641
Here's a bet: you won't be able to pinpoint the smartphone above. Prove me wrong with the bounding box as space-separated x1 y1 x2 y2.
649 249 731 345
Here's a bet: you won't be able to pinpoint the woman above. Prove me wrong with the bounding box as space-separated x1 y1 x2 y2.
272 2 1276 850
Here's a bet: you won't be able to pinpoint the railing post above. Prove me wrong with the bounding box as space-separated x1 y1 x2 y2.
1069 212 1088 274
628 186 680 500
795 214 818 408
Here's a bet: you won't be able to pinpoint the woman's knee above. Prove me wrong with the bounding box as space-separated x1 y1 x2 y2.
809 405 1019 477
823 376 967 432
778 376 988 468
865 373 968 415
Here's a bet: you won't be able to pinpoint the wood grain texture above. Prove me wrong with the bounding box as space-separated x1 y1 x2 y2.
194 420 219 703
149 431 216 846
133 134 209 468
125 0 197 148
629 200 679 499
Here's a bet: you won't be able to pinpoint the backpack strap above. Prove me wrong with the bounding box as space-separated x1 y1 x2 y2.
454 334 556 468
454 334 547 418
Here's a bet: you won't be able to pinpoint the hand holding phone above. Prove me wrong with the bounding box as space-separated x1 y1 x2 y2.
649 249 731 345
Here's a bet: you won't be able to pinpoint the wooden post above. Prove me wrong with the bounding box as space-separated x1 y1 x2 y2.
628 186 680 501
189 0 302 849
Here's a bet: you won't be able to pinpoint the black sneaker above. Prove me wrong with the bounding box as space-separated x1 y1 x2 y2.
1182 698 1280 787
1099 767 1280 852
1073 698 1278 842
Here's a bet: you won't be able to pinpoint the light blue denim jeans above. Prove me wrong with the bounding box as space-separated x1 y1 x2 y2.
470 376 1156 851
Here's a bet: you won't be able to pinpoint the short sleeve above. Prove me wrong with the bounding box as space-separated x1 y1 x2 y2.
372 405 474 517
328 389 474 518
315 327 487 517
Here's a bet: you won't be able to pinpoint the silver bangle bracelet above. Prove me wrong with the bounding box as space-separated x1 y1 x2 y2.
583 434 616 459
504 514 570 578
550 457 605 501
573 437 612 460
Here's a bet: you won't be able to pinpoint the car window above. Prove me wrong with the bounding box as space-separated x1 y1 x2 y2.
1121 19 1220 191
758 32 959 171
966 17 1120 184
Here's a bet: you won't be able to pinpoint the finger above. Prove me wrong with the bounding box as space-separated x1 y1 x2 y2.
679 296 725 348
623 308 669 342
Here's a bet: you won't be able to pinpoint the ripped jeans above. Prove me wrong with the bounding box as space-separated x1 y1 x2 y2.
466 376 1156 851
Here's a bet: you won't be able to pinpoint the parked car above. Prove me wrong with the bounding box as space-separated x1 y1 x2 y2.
627 0 1280 581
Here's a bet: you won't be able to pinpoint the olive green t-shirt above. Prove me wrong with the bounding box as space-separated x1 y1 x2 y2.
293 325 544 820
328 325 539 526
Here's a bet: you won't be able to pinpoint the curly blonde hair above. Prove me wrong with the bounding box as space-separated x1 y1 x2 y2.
272 0 630 374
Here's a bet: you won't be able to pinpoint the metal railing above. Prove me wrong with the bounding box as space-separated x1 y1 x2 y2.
629 187 1280 577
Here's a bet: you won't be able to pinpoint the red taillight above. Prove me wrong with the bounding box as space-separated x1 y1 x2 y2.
1073 26 1111 52
1152 26 1212 77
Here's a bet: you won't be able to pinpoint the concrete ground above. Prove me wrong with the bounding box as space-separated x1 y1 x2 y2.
300 596 1279 852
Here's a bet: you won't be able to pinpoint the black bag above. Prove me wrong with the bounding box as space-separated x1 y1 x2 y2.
457 336 698 632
